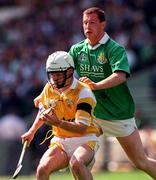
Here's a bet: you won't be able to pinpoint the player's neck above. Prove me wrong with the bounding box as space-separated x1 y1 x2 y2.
57 77 73 93
88 32 105 46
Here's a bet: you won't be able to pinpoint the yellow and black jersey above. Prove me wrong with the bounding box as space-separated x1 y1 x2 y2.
34 77 101 137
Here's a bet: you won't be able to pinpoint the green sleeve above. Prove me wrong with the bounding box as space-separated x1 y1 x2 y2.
69 45 76 62
107 44 130 76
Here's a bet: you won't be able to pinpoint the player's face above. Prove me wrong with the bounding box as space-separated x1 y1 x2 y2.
83 13 105 45
48 71 66 89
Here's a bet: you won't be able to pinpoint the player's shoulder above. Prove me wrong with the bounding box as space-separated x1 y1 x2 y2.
77 80 90 89
44 82 50 89
70 40 86 50
42 82 53 93
105 38 126 56
106 37 125 50
78 81 95 97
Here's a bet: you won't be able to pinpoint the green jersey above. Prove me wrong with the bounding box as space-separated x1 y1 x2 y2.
69 33 135 120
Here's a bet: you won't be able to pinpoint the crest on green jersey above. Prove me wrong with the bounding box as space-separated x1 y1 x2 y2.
97 53 107 64
79 52 88 61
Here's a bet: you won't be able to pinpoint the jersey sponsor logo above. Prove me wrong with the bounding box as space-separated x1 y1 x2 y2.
79 52 88 61
97 53 108 64
80 64 103 73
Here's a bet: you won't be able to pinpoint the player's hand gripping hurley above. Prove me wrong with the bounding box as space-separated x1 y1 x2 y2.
12 140 28 179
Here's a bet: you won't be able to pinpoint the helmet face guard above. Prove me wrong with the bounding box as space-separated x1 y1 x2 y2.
46 51 74 89
47 70 67 89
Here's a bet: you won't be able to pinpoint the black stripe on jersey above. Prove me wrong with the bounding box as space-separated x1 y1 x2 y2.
76 103 92 114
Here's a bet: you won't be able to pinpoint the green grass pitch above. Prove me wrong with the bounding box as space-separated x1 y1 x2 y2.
0 171 152 180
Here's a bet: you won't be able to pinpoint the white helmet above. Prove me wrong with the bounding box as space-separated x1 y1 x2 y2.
46 51 74 72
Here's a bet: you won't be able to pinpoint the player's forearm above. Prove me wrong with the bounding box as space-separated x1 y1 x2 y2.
42 109 87 133
94 71 126 90
21 112 44 144
29 111 44 134
59 121 87 134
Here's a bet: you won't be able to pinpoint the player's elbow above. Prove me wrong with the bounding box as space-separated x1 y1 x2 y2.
114 71 127 83
75 122 88 134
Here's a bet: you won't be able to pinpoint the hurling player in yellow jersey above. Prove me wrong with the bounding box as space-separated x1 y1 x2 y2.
21 51 102 180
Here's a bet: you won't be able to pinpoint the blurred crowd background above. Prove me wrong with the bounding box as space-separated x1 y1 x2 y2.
0 0 156 176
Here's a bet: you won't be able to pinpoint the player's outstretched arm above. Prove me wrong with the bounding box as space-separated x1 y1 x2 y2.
21 111 44 145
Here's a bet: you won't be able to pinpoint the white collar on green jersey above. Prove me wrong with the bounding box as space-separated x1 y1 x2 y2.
85 32 109 50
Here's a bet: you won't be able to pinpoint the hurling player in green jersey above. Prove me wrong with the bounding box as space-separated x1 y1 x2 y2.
69 7 156 179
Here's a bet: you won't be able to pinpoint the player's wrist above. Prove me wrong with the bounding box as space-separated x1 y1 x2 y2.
28 128 36 134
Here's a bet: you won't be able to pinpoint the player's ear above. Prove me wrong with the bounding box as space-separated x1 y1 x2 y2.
67 67 74 74
101 21 106 30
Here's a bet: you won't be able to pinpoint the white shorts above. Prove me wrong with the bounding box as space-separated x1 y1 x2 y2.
50 134 99 158
96 117 137 137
